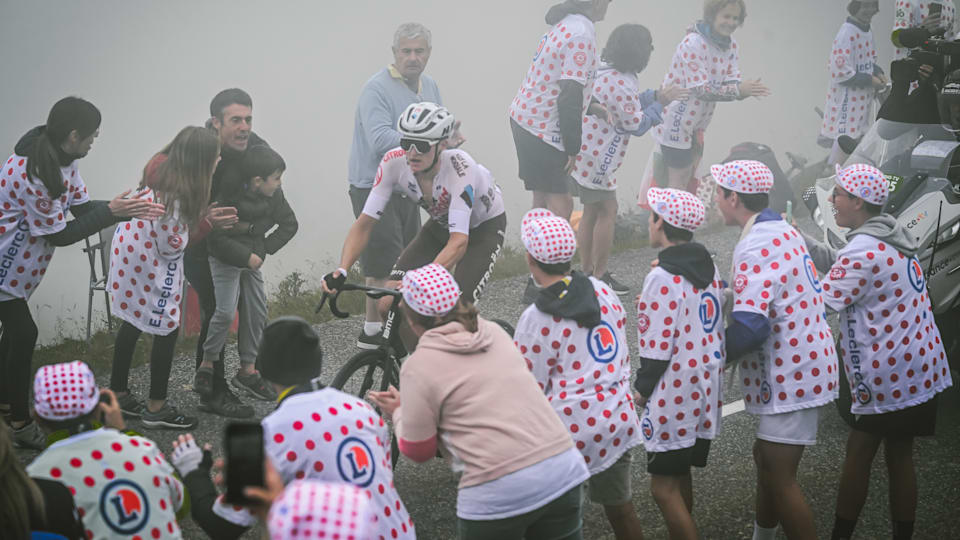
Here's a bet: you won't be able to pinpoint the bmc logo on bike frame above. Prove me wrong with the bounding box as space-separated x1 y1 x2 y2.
587 321 619 363
337 437 376 488
99 479 150 535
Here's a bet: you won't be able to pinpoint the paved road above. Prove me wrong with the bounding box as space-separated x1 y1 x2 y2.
17 219 960 539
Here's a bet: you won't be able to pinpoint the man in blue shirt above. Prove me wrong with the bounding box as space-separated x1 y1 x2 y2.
347 22 445 349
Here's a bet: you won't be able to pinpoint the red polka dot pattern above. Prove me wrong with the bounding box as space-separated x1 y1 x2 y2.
820 19 880 140
267 480 376 540
835 163 888 206
647 188 706 232
521 209 577 264
401 263 461 317
33 360 100 420
893 2 955 60
710 160 774 195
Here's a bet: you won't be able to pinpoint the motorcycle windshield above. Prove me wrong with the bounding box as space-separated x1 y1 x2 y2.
844 119 954 179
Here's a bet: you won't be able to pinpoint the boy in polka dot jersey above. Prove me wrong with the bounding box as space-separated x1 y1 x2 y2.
800 164 952 540
713 159 838 540
513 209 645 539
26 361 187 540
634 188 724 540
179 317 414 540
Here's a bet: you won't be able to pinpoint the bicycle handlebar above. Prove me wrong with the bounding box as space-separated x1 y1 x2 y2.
316 283 404 319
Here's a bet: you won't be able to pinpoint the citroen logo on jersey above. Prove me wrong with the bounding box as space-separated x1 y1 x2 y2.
760 381 772 404
337 437 376 488
587 321 619 363
855 381 873 404
100 479 150 535
803 255 822 293
699 292 720 333
908 257 925 293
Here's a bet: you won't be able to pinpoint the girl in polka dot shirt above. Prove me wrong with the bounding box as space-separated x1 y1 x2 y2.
108 126 219 431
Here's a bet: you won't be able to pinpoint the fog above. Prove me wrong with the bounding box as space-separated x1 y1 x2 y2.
1 0 906 343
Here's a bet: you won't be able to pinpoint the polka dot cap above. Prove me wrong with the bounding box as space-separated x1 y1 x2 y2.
647 187 706 232
33 360 100 421
520 209 577 264
402 263 461 317
835 163 888 206
267 480 375 540
710 160 774 195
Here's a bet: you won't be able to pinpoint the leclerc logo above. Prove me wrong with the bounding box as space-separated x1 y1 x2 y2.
100 479 150 535
641 417 654 440
803 254 822 293
699 292 720 333
587 321 619 363
761 381 772 404
856 381 872 404
908 257 925 293
337 437 376 488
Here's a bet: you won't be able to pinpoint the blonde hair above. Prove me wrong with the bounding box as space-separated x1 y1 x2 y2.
141 126 219 229
704 0 747 26
0 426 46 537
405 298 479 333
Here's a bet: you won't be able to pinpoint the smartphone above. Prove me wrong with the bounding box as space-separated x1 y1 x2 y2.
224 423 265 505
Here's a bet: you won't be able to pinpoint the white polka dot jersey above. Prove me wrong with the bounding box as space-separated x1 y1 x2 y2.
819 21 878 141
26 429 185 540
509 13 598 152
514 276 642 475
733 220 839 414
821 234 953 414
894 1 956 60
636 267 725 452
0 153 89 299
108 189 186 335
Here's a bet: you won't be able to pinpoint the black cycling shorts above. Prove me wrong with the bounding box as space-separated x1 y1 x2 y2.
646 438 712 476
391 212 506 304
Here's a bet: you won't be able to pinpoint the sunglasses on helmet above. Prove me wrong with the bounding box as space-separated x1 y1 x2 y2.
399 138 438 154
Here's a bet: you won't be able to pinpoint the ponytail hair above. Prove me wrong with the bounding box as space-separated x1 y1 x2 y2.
405 298 480 333
545 0 594 25
25 97 101 199
142 126 219 230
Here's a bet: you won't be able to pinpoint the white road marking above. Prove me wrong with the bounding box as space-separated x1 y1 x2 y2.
722 399 745 417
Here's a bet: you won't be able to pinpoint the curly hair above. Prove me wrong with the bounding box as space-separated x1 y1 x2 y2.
704 0 747 26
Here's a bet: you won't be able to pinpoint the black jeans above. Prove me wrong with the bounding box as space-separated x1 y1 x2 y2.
0 298 39 422
109 321 180 401
183 254 231 395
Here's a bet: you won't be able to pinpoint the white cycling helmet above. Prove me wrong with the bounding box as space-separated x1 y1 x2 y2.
398 102 455 141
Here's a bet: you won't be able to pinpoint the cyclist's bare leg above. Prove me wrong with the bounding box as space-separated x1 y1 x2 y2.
364 277 386 326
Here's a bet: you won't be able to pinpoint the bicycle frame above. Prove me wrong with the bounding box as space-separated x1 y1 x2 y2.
317 283 407 359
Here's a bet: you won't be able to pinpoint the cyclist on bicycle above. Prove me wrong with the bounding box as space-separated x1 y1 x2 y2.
322 102 506 309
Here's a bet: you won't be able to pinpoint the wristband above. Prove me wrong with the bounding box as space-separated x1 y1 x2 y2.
336 267 348 277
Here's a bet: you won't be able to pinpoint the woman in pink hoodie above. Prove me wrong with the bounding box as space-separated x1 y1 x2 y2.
369 263 590 540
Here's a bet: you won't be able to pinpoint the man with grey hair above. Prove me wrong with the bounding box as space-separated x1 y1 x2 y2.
346 22 444 348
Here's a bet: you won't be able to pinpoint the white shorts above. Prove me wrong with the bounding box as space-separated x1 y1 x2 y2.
755 406 822 446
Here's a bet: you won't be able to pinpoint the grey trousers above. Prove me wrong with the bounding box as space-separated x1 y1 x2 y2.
202 256 267 367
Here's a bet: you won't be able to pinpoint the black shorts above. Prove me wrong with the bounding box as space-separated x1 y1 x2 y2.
510 119 570 194
348 186 421 279
391 212 506 304
660 141 703 169
646 439 712 476
846 395 939 439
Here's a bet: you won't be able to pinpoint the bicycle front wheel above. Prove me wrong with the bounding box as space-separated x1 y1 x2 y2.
330 349 401 468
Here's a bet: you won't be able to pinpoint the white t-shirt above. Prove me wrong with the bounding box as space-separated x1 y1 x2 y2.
654 28 742 150
213 388 415 540
0 153 90 299
27 429 185 540
821 234 953 414
571 67 662 191
636 266 726 451
362 148 503 235
514 276 643 475
820 21 878 141
733 218 839 414
894 0 956 59
108 189 187 335
509 13 599 152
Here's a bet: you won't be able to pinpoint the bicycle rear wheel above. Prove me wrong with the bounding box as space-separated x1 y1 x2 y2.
330 349 401 467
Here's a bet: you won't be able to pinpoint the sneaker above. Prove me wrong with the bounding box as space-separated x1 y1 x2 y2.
199 389 254 419
142 403 198 430
232 372 278 401
522 276 539 305
193 367 214 398
357 329 381 350
115 392 147 418
600 272 630 295
13 419 46 450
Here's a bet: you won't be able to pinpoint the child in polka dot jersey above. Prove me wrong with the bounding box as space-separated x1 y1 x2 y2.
513 209 645 539
27 361 187 540
108 126 220 431
714 159 838 540
800 164 952 540
633 188 723 540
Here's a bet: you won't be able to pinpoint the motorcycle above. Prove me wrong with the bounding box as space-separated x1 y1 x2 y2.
803 118 960 367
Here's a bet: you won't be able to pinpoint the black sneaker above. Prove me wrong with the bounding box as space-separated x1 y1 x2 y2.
357 329 381 350
199 389 254 419
522 276 539 305
142 403 198 430
193 367 214 398
232 372 277 401
600 272 630 295
13 419 46 450
116 392 147 418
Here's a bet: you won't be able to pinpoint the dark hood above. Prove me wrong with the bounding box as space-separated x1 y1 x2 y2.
693 21 732 51
535 271 602 328
15 125 79 166
658 242 716 290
